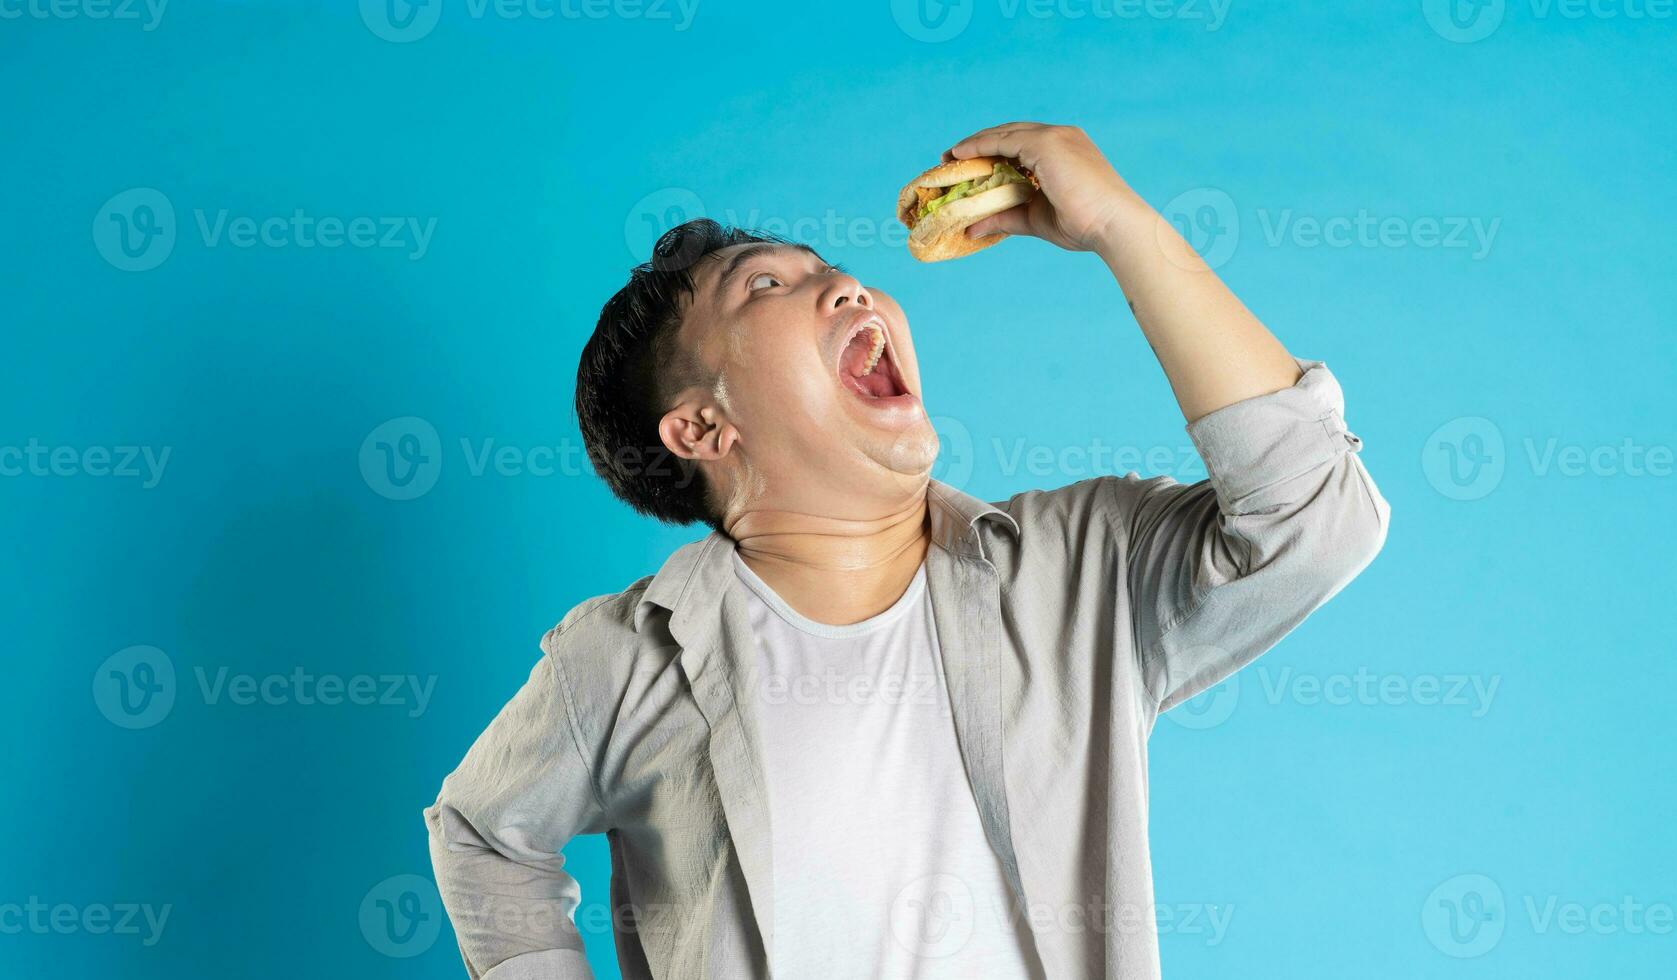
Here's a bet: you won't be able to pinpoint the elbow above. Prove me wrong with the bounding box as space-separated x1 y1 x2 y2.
423 800 454 877
1343 492 1390 582
422 780 454 842
422 799 445 844
1309 460 1391 591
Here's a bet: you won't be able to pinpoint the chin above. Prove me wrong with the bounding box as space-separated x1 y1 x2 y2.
876 420 941 478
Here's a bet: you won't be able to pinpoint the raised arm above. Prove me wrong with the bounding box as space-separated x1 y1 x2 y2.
945 122 1301 421
950 122 1389 712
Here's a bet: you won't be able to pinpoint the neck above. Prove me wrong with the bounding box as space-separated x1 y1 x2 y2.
728 487 932 627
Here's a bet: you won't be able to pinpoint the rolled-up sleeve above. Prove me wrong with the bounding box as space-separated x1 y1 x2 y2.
424 645 608 979
1117 359 1391 713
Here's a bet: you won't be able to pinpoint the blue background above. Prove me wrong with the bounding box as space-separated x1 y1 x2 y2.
2 0 1673 976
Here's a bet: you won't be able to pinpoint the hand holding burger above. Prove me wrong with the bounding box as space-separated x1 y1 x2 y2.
898 123 1149 260
897 156 1040 261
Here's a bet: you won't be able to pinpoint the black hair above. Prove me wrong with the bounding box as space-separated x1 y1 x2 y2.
575 218 798 533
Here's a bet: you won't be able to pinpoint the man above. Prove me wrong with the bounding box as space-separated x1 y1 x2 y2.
424 122 1390 979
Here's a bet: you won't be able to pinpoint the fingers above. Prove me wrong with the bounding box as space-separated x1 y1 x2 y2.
944 121 1050 164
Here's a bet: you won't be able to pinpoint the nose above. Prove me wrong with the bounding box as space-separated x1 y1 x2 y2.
822 272 873 313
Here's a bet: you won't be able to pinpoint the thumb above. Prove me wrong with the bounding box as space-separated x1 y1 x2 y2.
964 202 1030 240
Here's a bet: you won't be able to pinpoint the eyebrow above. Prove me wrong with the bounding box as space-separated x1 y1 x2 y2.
712 242 824 299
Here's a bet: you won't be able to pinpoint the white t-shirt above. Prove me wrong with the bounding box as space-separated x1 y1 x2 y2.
731 550 1038 979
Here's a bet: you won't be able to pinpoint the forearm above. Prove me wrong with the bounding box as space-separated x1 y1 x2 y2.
425 653 604 978
1095 193 1301 422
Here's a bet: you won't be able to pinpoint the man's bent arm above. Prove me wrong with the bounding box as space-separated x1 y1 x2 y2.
948 123 1390 711
945 122 1301 422
424 645 606 979
1085 156 1388 704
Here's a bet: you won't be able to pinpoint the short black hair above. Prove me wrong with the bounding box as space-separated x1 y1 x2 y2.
575 218 802 533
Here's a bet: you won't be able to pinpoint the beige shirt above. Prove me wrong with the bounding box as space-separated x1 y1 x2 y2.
425 359 1391 979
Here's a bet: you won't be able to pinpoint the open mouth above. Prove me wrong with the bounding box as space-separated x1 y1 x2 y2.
836 317 911 402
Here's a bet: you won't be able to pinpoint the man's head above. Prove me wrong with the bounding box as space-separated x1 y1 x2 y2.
576 219 935 535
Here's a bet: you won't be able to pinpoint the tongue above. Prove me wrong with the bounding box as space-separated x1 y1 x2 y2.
853 367 897 398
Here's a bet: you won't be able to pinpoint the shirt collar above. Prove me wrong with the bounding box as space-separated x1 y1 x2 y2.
632 478 1018 638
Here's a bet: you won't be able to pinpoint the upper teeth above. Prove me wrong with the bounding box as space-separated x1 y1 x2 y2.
861 322 885 374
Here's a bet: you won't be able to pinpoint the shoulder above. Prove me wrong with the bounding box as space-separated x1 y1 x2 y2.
536 573 673 702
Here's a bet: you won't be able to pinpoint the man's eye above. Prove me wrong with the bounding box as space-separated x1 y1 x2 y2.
746 272 783 291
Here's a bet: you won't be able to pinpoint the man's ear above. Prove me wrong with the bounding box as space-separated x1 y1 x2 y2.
658 391 740 463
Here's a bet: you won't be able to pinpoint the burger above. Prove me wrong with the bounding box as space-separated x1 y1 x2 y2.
896 156 1039 262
